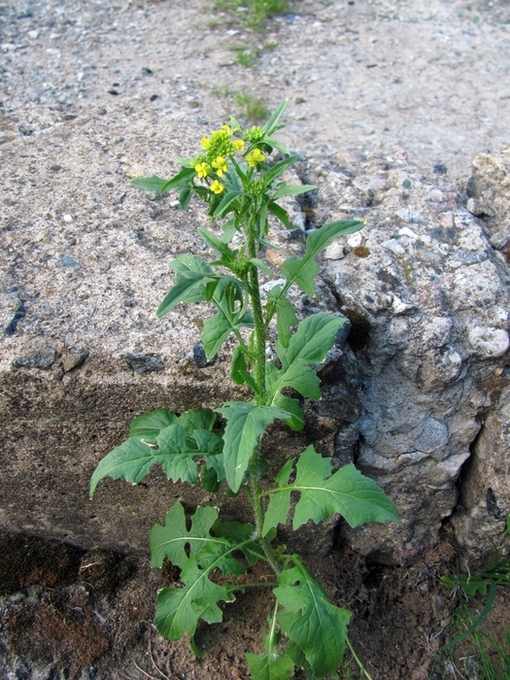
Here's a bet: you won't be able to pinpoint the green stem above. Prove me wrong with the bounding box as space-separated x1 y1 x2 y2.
249 475 281 577
245 211 267 403
346 637 375 680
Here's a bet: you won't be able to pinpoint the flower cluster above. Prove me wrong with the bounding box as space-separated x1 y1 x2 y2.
192 123 266 195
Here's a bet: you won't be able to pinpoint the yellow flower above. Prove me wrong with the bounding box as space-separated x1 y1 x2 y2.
194 161 210 179
234 139 245 152
201 136 210 150
246 148 265 167
211 156 228 177
210 179 224 194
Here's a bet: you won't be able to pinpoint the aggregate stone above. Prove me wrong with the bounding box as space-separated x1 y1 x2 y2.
1 0 510 573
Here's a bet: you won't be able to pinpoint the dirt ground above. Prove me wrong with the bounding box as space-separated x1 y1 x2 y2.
2 0 510 677
1 529 509 680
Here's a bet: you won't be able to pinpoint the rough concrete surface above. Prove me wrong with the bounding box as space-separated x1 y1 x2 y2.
1 0 510 570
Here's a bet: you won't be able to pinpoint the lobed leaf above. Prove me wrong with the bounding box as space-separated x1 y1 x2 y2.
267 313 344 404
246 649 294 680
282 220 364 296
155 556 235 643
129 409 177 444
216 402 293 493
274 555 351 677
263 445 399 534
90 408 224 496
150 502 224 569
157 254 217 317
151 503 264 649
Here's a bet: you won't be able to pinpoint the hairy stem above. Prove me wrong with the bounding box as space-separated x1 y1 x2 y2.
249 475 281 577
246 212 267 402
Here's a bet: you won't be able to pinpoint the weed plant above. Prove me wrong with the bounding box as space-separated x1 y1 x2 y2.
91 102 399 679
214 0 289 30
435 519 510 679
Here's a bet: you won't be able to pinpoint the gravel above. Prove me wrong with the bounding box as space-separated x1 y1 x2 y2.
1 0 510 177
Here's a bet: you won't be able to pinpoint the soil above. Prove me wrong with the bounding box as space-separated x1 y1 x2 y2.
2 0 510 678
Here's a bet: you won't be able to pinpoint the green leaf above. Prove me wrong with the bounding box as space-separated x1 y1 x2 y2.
267 201 291 229
246 649 295 680
179 187 193 210
132 175 168 194
151 503 258 648
273 292 298 349
201 279 254 361
268 313 344 401
157 254 216 317
263 100 288 136
262 459 295 536
150 502 225 569
212 189 244 218
215 402 293 493
175 408 217 433
282 220 364 296
278 312 344 369
155 556 235 643
212 520 274 566
159 166 197 193
246 601 295 680
231 347 259 393
270 393 305 432
90 409 223 495
132 167 196 195
274 556 351 677
263 446 399 534
262 155 300 188
197 226 238 263
272 183 316 200
129 409 178 444
249 258 273 276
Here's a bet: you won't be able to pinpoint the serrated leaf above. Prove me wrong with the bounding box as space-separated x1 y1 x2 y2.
282 220 364 296
155 557 235 642
151 503 259 649
268 313 344 401
90 409 223 496
263 446 399 533
246 650 295 680
278 313 344 369
129 409 178 443
157 254 217 317
274 556 351 677
150 502 225 569
175 408 217 433
215 402 293 493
